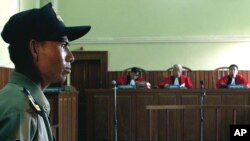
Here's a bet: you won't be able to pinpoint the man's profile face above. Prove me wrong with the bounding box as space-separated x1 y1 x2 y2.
35 36 74 85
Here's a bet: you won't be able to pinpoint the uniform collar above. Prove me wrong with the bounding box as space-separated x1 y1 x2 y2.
8 70 50 115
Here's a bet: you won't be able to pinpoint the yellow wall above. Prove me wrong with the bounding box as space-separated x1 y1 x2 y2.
1 0 250 70
58 0 250 71
0 0 20 68
70 42 250 71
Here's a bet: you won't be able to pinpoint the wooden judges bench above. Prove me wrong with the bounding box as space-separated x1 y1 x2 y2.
84 89 250 141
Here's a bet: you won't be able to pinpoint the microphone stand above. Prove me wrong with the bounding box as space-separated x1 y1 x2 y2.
112 81 118 141
200 81 206 141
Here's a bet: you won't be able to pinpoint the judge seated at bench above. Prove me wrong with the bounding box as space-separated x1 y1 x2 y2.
117 67 150 89
159 64 193 89
216 64 250 88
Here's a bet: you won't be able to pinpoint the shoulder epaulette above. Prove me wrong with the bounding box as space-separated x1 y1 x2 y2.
23 88 42 113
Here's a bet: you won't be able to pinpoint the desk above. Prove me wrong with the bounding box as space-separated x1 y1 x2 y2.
147 105 250 141
84 89 250 141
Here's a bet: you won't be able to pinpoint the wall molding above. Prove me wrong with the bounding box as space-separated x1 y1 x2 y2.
35 0 40 8
72 35 250 44
51 0 58 10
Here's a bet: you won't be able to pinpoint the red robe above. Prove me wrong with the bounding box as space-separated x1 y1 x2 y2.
216 74 250 88
117 75 145 85
159 75 193 89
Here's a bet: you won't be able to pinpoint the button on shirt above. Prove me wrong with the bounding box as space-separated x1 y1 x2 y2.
0 71 53 141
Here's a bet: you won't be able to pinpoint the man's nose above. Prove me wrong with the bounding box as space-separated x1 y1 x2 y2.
66 51 75 63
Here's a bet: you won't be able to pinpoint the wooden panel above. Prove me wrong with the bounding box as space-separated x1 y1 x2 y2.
158 95 177 141
204 95 222 141
46 93 59 140
181 94 200 141
135 95 154 141
92 95 111 141
0 67 13 89
85 89 250 141
1 67 250 90
72 51 108 90
58 91 78 141
45 91 78 141
117 95 133 141
71 51 108 141
147 105 250 141
107 70 250 89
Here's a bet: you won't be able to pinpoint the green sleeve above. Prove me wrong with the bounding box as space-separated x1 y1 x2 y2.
0 113 20 141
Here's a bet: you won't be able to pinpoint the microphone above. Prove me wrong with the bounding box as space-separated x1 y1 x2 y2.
200 80 206 96
112 80 117 88
200 80 204 85
200 80 204 88
112 80 118 141
199 80 205 141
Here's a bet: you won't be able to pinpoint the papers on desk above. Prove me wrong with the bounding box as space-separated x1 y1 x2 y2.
44 87 62 93
228 84 247 89
164 84 187 89
167 85 180 89
118 85 136 89
164 85 187 89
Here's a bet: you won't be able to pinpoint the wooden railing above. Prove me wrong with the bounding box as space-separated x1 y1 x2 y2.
147 105 250 141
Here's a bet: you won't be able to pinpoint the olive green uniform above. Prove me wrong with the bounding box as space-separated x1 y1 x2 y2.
0 71 54 141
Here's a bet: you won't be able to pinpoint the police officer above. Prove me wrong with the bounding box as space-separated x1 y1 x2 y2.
0 3 90 141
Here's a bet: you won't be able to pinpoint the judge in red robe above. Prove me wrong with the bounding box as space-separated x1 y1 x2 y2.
159 64 193 89
117 67 149 88
216 64 250 88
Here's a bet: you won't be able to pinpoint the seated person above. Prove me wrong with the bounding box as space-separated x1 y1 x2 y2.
159 64 193 89
117 67 150 89
216 64 250 88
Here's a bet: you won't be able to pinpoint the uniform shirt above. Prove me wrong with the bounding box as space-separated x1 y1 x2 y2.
0 71 54 141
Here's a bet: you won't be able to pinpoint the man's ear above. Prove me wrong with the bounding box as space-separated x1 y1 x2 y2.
29 40 39 62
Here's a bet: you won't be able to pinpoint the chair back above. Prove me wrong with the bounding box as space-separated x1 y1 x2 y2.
122 67 146 78
166 66 192 77
213 66 229 87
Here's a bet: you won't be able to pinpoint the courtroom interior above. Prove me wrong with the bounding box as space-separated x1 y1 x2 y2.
1 0 250 141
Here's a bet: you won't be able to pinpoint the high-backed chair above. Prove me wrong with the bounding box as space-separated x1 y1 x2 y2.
122 67 146 78
213 67 229 88
166 66 192 77
165 66 193 87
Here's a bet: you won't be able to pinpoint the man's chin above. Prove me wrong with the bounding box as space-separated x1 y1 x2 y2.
61 77 67 83
53 77 66 84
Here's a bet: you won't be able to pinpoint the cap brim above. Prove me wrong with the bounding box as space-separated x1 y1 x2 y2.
65 26 91 41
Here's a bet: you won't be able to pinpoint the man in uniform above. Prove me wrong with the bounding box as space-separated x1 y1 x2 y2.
0 3 90 141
